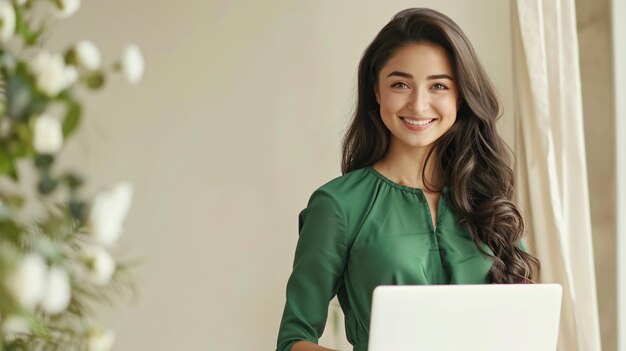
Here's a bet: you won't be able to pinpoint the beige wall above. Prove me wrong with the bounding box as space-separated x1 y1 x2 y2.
48 0 519 349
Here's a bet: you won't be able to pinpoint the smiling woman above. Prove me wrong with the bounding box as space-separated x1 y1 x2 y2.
276 7 540 351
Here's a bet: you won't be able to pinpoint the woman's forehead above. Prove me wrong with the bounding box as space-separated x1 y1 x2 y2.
380 43 454 79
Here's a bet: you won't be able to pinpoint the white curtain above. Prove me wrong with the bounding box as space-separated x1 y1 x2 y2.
511 0 602 350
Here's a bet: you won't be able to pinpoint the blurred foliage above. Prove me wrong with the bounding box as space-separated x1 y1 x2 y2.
0 0 143 349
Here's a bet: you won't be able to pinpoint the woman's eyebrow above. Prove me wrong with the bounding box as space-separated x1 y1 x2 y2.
386 71 454 80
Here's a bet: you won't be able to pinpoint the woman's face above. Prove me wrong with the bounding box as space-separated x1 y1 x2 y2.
375 43 459 151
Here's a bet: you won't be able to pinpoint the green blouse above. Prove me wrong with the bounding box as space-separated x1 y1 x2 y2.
276 166 527 351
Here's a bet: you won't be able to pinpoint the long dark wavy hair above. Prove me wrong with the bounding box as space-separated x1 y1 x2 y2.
341 8 540 283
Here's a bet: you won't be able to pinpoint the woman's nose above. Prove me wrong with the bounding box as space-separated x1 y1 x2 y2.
407 88 429 113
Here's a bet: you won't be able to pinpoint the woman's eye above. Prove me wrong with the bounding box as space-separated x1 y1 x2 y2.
432 83 448 90
391 82 409 89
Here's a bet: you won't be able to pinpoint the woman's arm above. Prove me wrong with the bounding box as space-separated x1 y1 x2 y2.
275 189 349 351
292 340 338 351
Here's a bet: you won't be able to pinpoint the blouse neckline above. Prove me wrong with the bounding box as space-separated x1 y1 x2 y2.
364 166 449 195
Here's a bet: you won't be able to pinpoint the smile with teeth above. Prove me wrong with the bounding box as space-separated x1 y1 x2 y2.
401 117 436 126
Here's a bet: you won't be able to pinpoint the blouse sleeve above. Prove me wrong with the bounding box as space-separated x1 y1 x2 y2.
276 189 348 351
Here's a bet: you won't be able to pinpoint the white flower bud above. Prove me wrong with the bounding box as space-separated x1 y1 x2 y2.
31 51 78 96
87 326 115 351
89 182 133 247
83 245 116 286
40 266 71 315
33 114 63 154
1 315 30 341
75 40 101 70
121 44 144 85
0 0 15 42
55 0 80 18
5 253 47 310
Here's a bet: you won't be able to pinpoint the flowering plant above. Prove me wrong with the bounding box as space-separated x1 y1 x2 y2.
0 0 144 350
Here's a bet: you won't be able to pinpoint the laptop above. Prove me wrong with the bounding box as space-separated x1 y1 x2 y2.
368 284 562 351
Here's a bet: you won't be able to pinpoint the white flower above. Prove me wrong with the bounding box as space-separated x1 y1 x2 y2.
121 44 144 85
2 315 30 341
89 182 133 247
40 266 71 315
87 326 115 351
83 245 116 286
31 51 78 96
5 253 47 310
33 114 63 154
75 40 101 70
0 0 15 42
55 0 80 18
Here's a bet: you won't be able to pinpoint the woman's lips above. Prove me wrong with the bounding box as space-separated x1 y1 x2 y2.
400 116 436 131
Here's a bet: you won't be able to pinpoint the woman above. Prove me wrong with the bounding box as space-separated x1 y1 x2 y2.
276 7 540 351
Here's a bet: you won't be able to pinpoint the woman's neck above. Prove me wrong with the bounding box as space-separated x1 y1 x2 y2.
373 141 441 192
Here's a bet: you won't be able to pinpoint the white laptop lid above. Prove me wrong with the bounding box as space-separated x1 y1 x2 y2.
368 284 562 351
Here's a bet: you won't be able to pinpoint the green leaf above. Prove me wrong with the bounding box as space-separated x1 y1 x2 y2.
6 73 32 121
6 64 48 120
64 48 77 67
69 200 86 221
62 101 82 138
0 147 18 181
0 219 22 244
13 6 44 46
62 172 83 191
84 71 105 90
37 172 58 195
10 122 35 160
34 155 54 170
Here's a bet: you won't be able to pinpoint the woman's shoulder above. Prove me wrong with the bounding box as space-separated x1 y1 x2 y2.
301 167 374 236
306 167 374 208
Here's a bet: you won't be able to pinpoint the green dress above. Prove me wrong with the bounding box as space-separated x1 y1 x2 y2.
276 166 527 351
